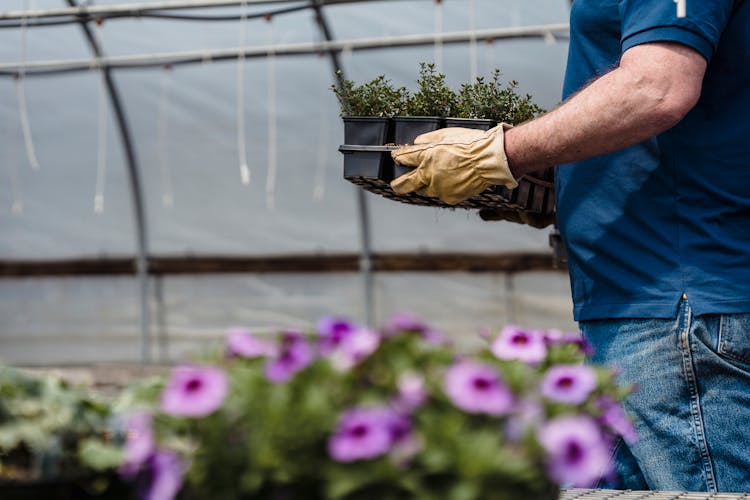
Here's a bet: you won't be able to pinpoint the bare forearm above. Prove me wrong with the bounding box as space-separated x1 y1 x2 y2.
504 43 706 178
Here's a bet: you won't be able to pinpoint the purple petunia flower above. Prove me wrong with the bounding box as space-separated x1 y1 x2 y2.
328 407 404 462
226 327 277 358
504 399 543 443
597 397 638 444
545 329 595 355
329 326 380 371
538 415 612 487
541 364 598 405
444 360 514 416
119 412 155 478
264 332 315 383
544 329 579 345
160 365 229 418
383 410 421 464
491 325 548 364
391 372 428 414
143 449 186 500
316 316 358 354
384 312 445 344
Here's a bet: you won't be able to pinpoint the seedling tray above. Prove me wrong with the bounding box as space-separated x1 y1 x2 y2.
339 143 555 214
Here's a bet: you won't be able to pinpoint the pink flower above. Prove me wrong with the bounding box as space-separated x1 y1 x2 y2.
545 329 594 355
444 360 514 416
597 397 638 444
327 407 405 462
316 316 358 354
264 332 315 383
226 327 276 358
504 400 543 443
144 449 186 500
329 327 380 371
538 415 612 487
160 365 228 418
118 412 155 478
491 325 547 364
541 365 598 405
391 372 428 414
384 312 444 344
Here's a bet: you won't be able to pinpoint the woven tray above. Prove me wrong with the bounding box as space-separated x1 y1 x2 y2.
562 489 750 499
340 144 555 214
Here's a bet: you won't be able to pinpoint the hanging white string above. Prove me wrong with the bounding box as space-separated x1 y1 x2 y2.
236 0 251 185
5 86 23 215
468 0 477 82
433 0 443 71
17 0 40 171
312 85 329 202
158 65 175 208
94 20 108 213
9 163 23 215
265 16 278 211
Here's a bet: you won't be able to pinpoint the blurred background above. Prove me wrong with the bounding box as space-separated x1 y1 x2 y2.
0 0 573 367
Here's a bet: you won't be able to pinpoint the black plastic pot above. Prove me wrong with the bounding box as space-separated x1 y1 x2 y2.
342 116 391 146
341 148 394 183
392 116 444 179
393 116 444 145
341 116 394 183
443 117 496 131
393 116 495 180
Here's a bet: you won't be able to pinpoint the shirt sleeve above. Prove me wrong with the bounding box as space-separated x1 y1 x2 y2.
619 0 735 61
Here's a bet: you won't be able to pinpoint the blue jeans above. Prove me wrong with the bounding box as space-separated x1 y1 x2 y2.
580 298 750 493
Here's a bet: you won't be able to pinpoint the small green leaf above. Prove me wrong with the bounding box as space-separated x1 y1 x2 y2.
78 438 124 471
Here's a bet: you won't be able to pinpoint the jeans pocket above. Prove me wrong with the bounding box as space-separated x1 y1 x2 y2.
718 314 750 365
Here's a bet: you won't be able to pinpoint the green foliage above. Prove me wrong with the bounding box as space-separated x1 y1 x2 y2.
117 321 629 500
78 439 124 471
0 367 119 482
403 63 457 117
331 71 409 117
455 69 546 124
0 319 630 500
331 64 545 122
183 357 346 500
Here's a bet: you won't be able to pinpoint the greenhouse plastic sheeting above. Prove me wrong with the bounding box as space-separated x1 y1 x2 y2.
0 0 569 258
0 0 574 364
0 271 575 364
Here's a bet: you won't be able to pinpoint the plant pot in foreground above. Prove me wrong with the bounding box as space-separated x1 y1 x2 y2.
393 117 492 180
393 116 444 145
443 117 496 130
343 116 392 145
392 116 445 180
341 115 556 217
488 166 556 214
341 116 395 187
388 117 555 215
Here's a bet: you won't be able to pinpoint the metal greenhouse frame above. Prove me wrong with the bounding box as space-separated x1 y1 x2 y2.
0 0 572 363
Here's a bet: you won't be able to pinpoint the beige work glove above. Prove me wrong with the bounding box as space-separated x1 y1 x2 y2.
390 124 517 205
478 207 556 229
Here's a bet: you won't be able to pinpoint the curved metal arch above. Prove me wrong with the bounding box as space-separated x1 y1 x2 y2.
66 0 153 364
0 0 574 352
310 0 375 326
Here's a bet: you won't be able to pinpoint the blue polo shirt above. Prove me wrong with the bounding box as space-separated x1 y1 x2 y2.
555 0 750 321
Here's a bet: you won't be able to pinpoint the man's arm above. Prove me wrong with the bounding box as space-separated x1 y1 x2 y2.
505 42 707 178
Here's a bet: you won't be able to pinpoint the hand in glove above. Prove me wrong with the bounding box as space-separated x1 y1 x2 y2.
478 207 556 229
390 124 517 205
